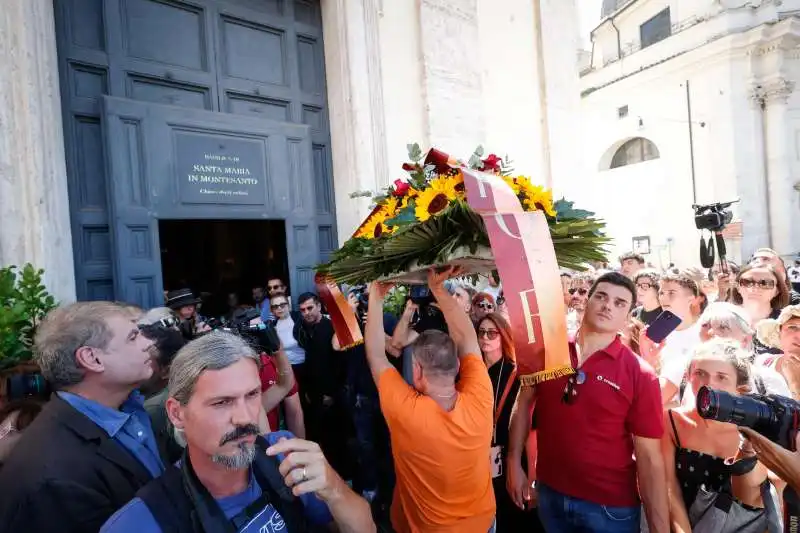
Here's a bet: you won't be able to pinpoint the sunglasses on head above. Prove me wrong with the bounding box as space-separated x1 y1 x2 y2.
568 288 588 296
739 278 776 290
562 370 586 404
270 302 289 310
477 328 500 340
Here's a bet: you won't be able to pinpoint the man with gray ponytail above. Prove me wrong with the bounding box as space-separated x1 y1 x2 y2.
102 330 375 533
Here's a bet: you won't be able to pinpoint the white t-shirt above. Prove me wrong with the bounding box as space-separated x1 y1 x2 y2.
660 322 702 388
566 309 581 336
753 366 791 397
275 316 306 365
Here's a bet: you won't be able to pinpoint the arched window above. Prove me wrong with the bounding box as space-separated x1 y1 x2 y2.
609 138 660 169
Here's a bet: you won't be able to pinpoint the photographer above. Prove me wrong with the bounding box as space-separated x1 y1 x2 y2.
663 339 771 532
227 308 302 438
389 285 449 354
166 288 211 340
137 309 188 464
137 308 185 399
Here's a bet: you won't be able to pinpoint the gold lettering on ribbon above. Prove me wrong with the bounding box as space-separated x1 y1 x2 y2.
518 288 539 344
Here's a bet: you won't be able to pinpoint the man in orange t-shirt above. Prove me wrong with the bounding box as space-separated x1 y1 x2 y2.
364 267 496 532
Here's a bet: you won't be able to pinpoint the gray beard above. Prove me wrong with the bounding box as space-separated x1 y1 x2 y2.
211 441 256 470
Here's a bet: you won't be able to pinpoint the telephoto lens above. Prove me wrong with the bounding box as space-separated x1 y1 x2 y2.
696 386 773 427
696 385 800 450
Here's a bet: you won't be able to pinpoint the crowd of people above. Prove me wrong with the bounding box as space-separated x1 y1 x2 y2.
2 248 800 533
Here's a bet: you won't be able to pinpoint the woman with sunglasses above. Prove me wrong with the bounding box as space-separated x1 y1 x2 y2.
477 313 542 532
732 263 790 355
471 292 496 324
662 339 771 532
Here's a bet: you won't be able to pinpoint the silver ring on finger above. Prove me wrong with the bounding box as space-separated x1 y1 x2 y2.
301 466 308 482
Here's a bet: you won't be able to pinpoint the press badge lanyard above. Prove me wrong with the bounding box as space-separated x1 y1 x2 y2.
492 359 518 445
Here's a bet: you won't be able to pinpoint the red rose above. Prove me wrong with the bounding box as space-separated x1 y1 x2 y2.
393 179 410 197
481 154 502 172
402 163 417 172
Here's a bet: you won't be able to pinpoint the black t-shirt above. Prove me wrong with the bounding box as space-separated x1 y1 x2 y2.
488 358 520 448
633 306 662 326
302 318 339 398
412 305 449 334
345 313 398 397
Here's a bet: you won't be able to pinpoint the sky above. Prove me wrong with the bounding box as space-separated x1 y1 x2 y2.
578 0 603 48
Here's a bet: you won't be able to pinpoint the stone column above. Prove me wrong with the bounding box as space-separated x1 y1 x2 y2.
418 0 486 156
537 0 582 192
761 77 799 256
321 0 390 243
0 0 75 302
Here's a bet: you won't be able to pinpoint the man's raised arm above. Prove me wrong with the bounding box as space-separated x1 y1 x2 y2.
428 267 480 357
364 283 395 382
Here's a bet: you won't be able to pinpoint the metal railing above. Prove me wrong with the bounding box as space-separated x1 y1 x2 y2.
601 14 707 67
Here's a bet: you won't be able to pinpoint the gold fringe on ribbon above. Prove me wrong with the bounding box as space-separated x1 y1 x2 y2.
519 365 575 387
339 339 365 351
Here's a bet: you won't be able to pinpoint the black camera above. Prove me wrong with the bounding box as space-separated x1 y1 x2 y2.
697 386 800 451
348 285 369 323
227 308 281 355
410 285 435 306
693 200 737 232
6 373 50 401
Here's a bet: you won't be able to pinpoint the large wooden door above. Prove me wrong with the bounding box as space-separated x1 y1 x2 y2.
54 0 336 301
102 96 318 307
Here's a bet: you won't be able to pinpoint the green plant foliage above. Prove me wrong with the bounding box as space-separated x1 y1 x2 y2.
383 286 409 317
0 264 58 369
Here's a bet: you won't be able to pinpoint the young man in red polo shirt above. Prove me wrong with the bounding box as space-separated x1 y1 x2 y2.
507 272 669 533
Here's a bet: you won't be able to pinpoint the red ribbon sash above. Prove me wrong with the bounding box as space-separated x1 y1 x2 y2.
314 274 363 350
460 168 572 385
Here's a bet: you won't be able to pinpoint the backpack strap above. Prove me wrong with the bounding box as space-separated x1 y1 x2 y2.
252 436 317 533
138 465 198 533
755 373 767 395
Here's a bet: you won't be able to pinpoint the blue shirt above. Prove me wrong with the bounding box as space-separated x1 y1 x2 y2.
100 431 333 533
58 391 165 478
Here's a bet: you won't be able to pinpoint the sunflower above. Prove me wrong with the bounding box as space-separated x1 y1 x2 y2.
381 196 400 219
450 169 466 196
355 210 395 240
522 185 557 217
502 176 521 195
399 187 419 210
415 176 458 222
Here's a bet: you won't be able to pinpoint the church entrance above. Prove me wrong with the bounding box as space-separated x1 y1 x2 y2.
158 219 288 319
54 0 337 304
